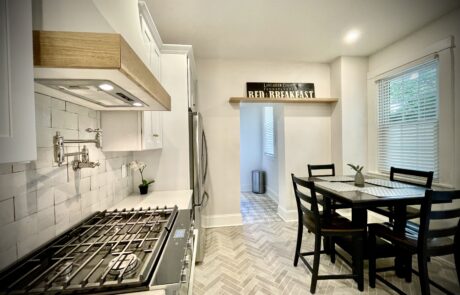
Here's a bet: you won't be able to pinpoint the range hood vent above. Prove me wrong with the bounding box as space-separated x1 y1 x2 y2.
33 31 171 111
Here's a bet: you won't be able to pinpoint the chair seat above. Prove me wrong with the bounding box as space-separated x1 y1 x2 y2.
369 223 455 256
371 206 420 220
303 211 364 236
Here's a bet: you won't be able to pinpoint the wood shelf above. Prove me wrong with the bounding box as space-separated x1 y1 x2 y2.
229 97 338 104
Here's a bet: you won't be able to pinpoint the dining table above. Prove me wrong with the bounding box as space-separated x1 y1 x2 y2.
300 175 428 280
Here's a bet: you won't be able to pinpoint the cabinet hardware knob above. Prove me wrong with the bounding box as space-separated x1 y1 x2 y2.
153 134 159 137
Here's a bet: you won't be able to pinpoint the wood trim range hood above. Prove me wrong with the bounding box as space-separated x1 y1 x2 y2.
33 30 171 111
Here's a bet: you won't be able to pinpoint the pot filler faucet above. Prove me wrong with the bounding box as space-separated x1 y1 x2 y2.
53 128 102 170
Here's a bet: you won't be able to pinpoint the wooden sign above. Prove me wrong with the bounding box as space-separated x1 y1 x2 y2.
246 82 315 99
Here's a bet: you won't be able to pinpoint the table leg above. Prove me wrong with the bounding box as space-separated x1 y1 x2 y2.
352 208 366 291
323 197 332 255
393 205 409 278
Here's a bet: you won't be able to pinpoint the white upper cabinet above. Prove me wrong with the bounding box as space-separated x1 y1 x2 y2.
101 111 163 151
0 0 36 164
142 111 163 150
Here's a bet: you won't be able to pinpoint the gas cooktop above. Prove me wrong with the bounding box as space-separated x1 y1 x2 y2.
0 206 178 294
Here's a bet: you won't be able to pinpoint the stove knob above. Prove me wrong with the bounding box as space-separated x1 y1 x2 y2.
187 241 192 249
183 260 190 268
181 269 187 283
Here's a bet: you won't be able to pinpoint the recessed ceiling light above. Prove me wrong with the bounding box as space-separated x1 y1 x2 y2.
344 29 361 44
98 83 114 91
132 102 143 107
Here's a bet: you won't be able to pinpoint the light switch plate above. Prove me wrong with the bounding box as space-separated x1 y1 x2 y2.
121 164 127 178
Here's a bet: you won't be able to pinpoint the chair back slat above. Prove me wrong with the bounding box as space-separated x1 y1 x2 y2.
308 164 335 177
295 189 312 204
390 167 433 188
427 226 458 239
418 190 460 251
291 173 321 232
430 208 460 220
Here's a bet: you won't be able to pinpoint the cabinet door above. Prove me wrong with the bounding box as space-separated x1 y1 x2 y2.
0 0 36 163
142 111 162 150
140 15 161 79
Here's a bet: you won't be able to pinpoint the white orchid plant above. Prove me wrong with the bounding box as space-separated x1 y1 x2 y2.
129 160 155 187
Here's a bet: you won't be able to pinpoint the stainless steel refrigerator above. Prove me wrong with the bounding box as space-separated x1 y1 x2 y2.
189 110 208 263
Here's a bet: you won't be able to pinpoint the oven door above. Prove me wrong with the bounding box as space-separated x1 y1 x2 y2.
148 210 196 295
180 229 197 295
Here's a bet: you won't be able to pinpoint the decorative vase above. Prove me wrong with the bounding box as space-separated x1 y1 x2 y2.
354 171 365 187
139 185 149 195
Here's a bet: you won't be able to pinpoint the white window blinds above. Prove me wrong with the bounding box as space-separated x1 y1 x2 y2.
377 59 439 178
263 106 275 156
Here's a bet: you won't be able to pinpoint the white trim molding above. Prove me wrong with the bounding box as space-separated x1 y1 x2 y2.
266 187 278 203
202 213 243 228
277 206 297 222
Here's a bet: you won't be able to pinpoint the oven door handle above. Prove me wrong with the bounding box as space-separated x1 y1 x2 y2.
187 229 199 295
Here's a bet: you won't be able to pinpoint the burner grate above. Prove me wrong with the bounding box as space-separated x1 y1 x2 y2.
0 206 178 294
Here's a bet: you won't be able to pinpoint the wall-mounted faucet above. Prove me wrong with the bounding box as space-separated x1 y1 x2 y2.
53 128 103 170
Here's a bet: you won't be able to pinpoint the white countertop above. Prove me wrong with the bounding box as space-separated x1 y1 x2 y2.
109 190 193 211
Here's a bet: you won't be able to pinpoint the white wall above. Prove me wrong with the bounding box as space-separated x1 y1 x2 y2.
134 53 190 192
0 94 133 270
330 57 368 175
367 8 460 188
240 104 262 192
262 105 281 202
196 58 331 226
277 104 333 221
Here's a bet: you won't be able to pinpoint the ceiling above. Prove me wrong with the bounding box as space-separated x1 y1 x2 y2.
146 0 460 63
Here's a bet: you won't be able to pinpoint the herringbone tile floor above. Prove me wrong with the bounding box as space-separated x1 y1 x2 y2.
194 194 460 294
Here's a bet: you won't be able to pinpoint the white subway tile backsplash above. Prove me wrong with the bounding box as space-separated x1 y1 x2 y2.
36 128 54 148
51 98 65 110
34 167 54 190
0 222 18 251
12 163 27 173
35 104 51 128
35 93 51 109
0 246 17 270
66 102 88 116
0 93 133 271
16 214 38 242
52 108 80 130
14 191 37 221
34 147 54 169
37 186 54 211
0 164 12 175
37 206 55 230
54 181 79 204
0 171 27 202
0 198 14 226
17 226 54 259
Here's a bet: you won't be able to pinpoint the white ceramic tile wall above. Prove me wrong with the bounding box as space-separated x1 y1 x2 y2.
0 93 133 270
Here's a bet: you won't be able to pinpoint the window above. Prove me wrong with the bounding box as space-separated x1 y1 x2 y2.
377 59 439 178
263 106 275 156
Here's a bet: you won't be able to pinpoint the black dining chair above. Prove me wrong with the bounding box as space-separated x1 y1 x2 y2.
291 173 365 293
307 164 349 212
372 167 434 223
368 189 460 295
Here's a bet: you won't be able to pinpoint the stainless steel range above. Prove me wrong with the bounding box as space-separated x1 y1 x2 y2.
0 207 195 295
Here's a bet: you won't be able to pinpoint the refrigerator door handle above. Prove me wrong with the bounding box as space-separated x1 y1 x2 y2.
202 131 208 183
193 191 209 208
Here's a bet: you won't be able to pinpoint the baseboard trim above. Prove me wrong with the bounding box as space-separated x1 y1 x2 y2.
265 187 278 203
202 213 243 228
277 206 297 222
240 184 252 192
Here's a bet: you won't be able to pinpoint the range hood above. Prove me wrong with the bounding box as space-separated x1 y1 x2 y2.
33 30 171 111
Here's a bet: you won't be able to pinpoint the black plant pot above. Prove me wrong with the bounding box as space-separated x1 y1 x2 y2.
139 185 149 195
